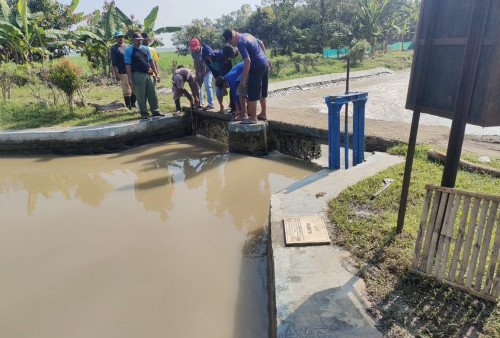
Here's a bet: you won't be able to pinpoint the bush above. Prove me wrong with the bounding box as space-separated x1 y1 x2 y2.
269 56 287 77
48 58 82 112
0 63 30 101
349 39 371 66
290 53 304 72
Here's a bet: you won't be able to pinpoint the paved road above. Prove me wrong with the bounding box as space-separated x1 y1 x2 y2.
267 69 500 158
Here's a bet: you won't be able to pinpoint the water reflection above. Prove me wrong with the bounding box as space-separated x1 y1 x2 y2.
0 138 316 338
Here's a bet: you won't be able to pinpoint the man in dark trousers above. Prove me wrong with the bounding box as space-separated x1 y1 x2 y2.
124 32 164 120
110 30 136 109
223 29 271 123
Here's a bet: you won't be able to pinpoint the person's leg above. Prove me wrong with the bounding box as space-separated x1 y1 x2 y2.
258 67 269 120
132 72 148 118
198 73 204 106
203 71 214 108
145 74 163 116
215 85 223 112
119 74 131 109
246 66 265 123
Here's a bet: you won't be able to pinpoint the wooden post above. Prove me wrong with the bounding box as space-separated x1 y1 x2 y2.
396 110 420 233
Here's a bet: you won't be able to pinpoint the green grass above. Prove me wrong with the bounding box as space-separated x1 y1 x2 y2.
328 144 500 337
1 50 413 129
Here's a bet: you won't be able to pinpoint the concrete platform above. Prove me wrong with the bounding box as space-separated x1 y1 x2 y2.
268 152 404 338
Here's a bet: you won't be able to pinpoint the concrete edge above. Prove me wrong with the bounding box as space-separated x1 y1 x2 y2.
268 152 404 337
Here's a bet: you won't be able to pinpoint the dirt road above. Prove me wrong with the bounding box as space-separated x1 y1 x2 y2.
267 69 500 159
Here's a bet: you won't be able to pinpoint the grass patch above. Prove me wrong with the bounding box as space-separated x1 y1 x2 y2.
1 50 412 129
328 144 500 337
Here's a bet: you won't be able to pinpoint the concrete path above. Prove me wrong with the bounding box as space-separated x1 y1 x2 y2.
269 152 404 337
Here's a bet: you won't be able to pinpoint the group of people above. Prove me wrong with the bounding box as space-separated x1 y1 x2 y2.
111 30 163 120
110 28 272 124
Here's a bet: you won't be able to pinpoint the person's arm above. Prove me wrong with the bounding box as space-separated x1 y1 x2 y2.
149 60 160 83
125 65 133 89
112 66 120 80
239 56 250 89
258 39 272 67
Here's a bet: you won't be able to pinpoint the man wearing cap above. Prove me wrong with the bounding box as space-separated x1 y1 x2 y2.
110 31 136 109
124 32 164 120
223 29 270 124
190 38 214 110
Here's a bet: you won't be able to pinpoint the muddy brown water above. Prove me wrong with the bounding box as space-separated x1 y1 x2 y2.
0 137 317 338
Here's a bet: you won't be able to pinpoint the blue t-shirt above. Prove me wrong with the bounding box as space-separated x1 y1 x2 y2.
237 33 268 69
124 45 153 73
225 62 244 88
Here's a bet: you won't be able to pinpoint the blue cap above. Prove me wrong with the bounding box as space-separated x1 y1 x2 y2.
201 45 215 59
113 30 124 37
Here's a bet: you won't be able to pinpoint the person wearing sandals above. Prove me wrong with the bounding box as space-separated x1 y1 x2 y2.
201 44 234 113
215 61 245 120
190 38 214 110
171 66 200 115
125 32 164 120
223 29 270 124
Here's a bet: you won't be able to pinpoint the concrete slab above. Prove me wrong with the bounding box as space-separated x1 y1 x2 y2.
269 152 404 338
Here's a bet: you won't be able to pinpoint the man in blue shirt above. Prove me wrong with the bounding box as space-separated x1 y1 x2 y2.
125 32 164 120
202 44 234 112
224 29 270 124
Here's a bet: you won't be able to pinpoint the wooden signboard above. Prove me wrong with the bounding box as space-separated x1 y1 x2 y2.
406 0 500 127
283 216 330 246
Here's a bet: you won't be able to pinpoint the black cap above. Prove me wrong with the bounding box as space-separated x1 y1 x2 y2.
223 29 233 43
222 45 236 58
141 32 149 39
132 32 143 40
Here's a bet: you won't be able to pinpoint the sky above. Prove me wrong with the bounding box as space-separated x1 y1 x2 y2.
59 0 264 47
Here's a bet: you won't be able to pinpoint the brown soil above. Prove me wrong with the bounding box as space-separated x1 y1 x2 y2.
267 70 500 159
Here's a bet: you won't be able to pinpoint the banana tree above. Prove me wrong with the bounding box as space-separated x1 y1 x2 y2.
124 6 181 47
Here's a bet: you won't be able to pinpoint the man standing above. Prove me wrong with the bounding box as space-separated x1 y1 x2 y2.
125 32 164 120
223 29 270 124
110 30 136 109
190 38 214 110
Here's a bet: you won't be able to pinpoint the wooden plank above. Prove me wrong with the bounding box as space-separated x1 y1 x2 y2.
420 191 442 271
434 194 456 277
448 196 472 282
425 184 500 202
426 192 449 274
418 271 498 302
475 201 499 292
438 195 461 279
465 200 490 289
458 198 481 284
413 189 433 269
484 212 500 294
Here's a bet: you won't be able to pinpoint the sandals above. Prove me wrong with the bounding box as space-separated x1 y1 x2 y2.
257 115 267 121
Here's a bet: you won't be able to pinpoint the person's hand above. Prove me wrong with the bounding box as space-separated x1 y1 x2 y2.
115 75 120 81
268 59 273 67
156 76 161 83
222 88 228 96
128 80 133 89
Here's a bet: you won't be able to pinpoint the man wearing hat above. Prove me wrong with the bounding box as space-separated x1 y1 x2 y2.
124 32 164 120
190 38 214 110
110 30 136 109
